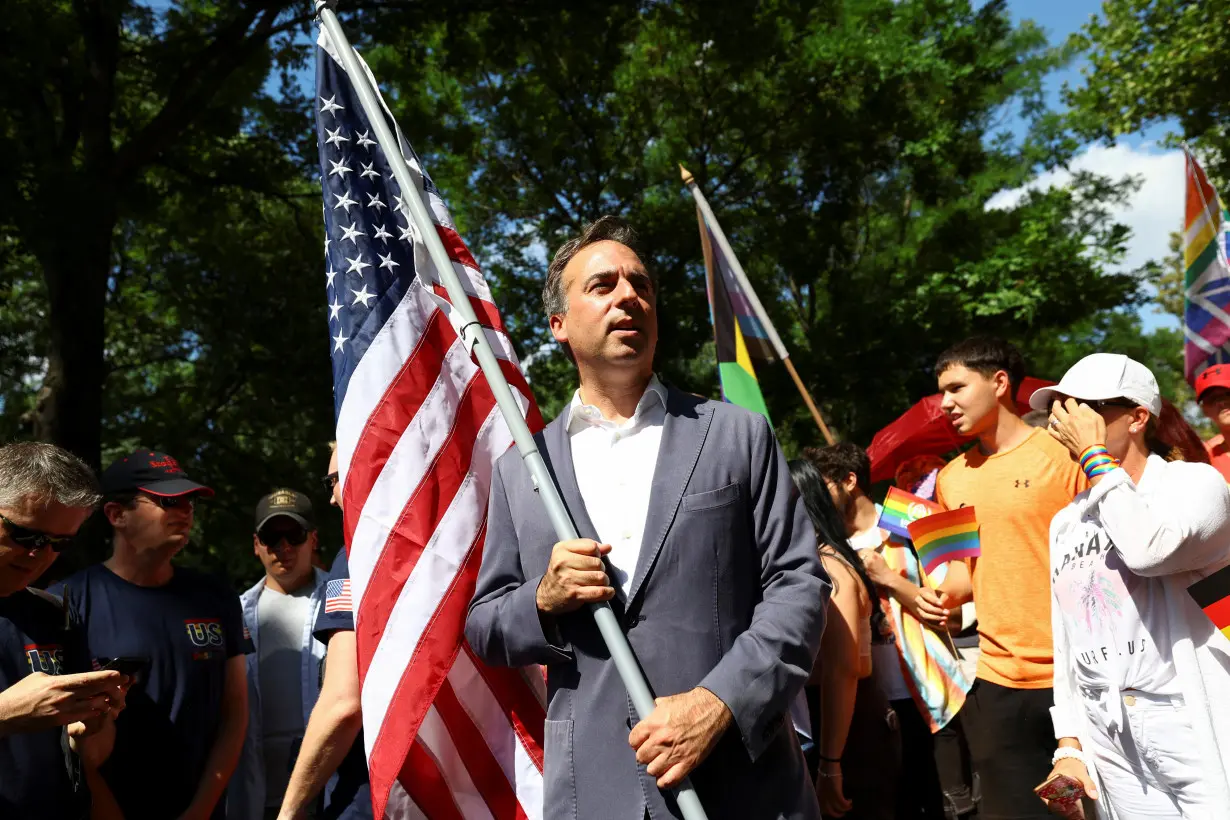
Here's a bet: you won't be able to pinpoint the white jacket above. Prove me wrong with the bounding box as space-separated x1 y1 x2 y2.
1049 455 1230 819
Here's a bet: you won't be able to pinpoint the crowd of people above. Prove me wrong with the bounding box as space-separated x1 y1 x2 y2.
3 216 1230 820
0 442 369 820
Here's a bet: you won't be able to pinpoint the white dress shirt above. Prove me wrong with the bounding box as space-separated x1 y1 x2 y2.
567 376 668 592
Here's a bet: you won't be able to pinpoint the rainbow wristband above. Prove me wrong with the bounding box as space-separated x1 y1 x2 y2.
1078 444 1108 466
1078 445 1119 480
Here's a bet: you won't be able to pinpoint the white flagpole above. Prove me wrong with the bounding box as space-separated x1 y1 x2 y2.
316 6 710 818
681 164 836 444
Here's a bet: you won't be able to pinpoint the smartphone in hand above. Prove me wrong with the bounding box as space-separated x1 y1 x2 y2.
101 657 149 679
1035 772 1085 806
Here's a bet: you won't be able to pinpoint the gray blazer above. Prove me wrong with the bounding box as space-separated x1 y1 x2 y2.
466 385 830 820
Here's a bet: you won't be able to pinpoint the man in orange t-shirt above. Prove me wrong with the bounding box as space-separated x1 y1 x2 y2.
917 337 1085 820
1195 365 1230 483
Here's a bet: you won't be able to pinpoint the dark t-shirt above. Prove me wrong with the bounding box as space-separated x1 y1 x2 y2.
0 588 88 820
315 549 372 820
55 565 246 820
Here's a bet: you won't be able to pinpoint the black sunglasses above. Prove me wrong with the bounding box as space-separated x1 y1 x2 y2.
139 494 195 510
1088 398 1138 412
259 526 309 547
320 472 340 492
0 511 75 552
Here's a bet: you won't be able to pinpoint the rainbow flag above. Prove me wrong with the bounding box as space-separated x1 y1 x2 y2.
907 507 980 576
1189 564 1230 640
879 543 973 732
701 218 772 421
1183 148 1230 382
879 487 943 540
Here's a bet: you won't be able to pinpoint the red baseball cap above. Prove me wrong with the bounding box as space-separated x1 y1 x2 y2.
1195 365 1230 402
101 450 214 497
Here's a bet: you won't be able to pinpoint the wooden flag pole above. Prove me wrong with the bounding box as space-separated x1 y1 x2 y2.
681 163 836 444
694 189 718 316
782 357 836 445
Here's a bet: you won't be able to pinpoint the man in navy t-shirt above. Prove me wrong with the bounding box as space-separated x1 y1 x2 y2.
57 450 249 820
277 444 371 820
0 442 129 819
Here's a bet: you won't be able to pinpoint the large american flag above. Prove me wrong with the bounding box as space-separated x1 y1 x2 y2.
315 23 546 819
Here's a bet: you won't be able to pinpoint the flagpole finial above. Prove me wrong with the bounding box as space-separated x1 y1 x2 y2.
679 163 694 185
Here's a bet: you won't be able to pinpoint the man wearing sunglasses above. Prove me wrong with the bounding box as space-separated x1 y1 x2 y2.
0 442 129 819
231 489 328 820
278 443 372 820
55 449 248 820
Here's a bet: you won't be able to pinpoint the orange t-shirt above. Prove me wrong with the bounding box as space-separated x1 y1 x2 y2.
936 428 1086 689
1204 435 1230 484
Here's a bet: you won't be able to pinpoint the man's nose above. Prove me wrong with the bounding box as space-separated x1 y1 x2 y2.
612 275 640 305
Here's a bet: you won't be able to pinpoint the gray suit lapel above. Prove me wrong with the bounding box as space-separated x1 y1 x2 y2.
625 387 713 605
545 406 601 544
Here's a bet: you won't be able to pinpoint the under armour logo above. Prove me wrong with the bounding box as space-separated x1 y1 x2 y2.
1015 479 1031 488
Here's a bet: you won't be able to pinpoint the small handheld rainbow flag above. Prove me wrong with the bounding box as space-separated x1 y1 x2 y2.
1189 564 1230 640
878 487 943 540
907 507 980 576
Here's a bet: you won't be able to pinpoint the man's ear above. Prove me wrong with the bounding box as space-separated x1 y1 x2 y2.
843 472 859 494
549 312 568 346
253 534 261 556
993 369 1012 401
102 502 126 528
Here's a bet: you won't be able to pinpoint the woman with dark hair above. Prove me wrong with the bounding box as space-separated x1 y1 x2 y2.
1154 397 1211 466
790 459 900 820
1031 354 1230 818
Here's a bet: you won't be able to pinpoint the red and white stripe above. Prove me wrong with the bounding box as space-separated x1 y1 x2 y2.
326 32 546 819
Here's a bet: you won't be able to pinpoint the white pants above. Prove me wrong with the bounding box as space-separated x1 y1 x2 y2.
1083 690 1216 819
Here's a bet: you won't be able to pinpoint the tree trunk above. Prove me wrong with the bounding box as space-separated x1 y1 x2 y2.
33 210 113 472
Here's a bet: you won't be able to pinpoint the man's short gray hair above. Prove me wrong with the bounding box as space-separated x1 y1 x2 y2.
0 442 101 510
542 216 651 319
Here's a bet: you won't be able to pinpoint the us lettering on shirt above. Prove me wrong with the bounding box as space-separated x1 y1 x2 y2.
24 643 64 675
184 618 226 661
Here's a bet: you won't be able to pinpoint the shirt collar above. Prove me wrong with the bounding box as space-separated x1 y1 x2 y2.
847 504 886 551
567 376 668 432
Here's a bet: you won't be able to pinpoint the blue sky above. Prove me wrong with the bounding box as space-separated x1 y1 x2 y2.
1000 1 1183 331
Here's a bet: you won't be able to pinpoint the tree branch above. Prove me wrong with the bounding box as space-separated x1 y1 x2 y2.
113 2 299 180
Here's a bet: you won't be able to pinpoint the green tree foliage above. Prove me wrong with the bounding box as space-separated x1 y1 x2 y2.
1064 0 1230 180
0 0 1156 584
374 0 1142 451
1063 0 1227 423
0 0 344 583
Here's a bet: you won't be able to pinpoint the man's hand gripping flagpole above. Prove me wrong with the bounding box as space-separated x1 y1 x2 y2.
314 4 711 818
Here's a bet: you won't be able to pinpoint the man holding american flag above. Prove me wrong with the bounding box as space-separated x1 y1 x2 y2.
313 17 547 819
466 217 830 820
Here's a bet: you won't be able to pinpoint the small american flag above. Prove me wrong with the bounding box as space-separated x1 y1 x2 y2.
316 22 546 819
323 578 352 614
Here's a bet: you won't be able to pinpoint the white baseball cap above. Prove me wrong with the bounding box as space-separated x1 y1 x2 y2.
1028 353 1162 417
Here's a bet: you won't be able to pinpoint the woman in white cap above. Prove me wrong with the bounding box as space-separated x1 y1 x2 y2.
1030 353 1230 819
